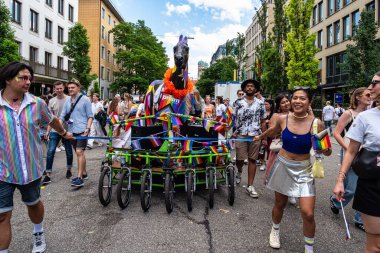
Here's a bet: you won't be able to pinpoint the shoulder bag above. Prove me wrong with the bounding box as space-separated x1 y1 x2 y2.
269 138 282 152
352 148 380 179
311 118 325 179
64 95 83 121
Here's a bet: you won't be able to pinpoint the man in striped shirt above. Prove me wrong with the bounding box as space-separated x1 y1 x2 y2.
0 62 73 253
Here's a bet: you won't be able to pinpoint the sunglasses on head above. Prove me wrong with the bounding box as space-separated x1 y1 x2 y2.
293 86 310 90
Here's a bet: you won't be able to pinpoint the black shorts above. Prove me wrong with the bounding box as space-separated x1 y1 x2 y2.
71 133 88 150
353 178 380 217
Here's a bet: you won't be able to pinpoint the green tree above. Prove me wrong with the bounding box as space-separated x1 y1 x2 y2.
253 0 269 83
224 33 247 81
283 0 319 89
0 0 20 68
63 23 95 90
111 20 168 94
342 10 380 88
197 57 238 96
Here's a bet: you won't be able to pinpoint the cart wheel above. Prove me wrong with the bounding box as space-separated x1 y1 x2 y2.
98 166 112 206
116 169 131 209
208 169 214 209
186 172 194 212
165 173 174 214
140 170 151 212
226 166 235 206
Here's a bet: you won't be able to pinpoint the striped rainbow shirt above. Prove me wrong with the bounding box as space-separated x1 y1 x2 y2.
0 92 54 185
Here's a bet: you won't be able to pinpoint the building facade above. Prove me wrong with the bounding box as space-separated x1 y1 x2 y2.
210 44 226 65
197 60 209 79
78 0 123 99
310 0 380 100
245 0 275 80
6 0 78 95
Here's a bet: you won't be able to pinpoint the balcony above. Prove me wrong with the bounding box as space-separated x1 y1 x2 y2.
22 59 72 81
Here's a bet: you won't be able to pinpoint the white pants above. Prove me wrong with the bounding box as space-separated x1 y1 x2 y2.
87 121 106 147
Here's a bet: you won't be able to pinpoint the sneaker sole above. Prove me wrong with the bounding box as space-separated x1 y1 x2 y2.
42 181 51 185
269 243 280 249
71 183 84 187
250 194 259 198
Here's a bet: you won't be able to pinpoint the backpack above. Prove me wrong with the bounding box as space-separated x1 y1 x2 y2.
95 110 108 127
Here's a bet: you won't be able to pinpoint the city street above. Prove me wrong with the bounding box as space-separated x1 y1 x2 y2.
9 142 365 253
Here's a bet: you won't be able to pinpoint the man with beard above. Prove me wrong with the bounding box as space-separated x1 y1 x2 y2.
233 79 266 198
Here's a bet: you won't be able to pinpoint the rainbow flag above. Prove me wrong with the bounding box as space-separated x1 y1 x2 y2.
188 116 196 123
171 115 183 126
183 140 193 151
175 150 185 162
203 119 213 132
150 135 162 147
209 146 218 154
158 93 181 112
192 156 203 165
109 113 119 125
213 123 225 132
222 144 229 153
131 140 142 150
168 130 174 142
311 129 331 150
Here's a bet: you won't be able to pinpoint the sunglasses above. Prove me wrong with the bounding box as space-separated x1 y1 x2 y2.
16 75 33 82
238 93 245 96
371 80 380 86
293 86 310 90
361 93 371 98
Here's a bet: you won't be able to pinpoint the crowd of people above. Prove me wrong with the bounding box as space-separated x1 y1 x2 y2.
0 61 379 253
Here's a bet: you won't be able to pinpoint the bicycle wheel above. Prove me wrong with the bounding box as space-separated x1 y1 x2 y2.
116 169 131 209
164 173 174 214
208 169 214 209
226 166 235 206
140 170 151 212
98 166 112 206
186 171 194 212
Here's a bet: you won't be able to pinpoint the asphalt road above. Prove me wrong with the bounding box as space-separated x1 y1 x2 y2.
9 142 365 253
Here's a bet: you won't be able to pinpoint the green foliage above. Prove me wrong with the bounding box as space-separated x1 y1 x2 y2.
111 20 168 94
284 0 319 89
0 0 20 68
197 57 238 96
63 23 95 89
341 10 380 89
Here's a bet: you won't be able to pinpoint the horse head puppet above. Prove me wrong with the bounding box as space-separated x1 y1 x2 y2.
172 35 189 90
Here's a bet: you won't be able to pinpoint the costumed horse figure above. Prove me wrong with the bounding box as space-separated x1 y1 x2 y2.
144 35 194 125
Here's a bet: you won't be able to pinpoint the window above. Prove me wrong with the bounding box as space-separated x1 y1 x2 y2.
366 1 375 10
68 60 73 72
113 54 116 65
30 46 38 62
335 0 340 12
107 69 110 81
58 0 64 16
352 10 360 36
46 0 52 7
11 0 22 24
317 30 323 49
312 6 317 25
318 1 324 22
114 20 116 27
101 8 105 19
30 9 39 33
343 15 350 40
45 19 52 39
107 50 110 62
327 25 333 47
108 14 111 25
326 52 347 81
101 26 105 39
101 46 105 59
45 52 52 66
343 0 350 7
100 66 105 79
15 41 22 55
107 32 111 44
328 0 333 16
334 21 340 44
58 26 64 44
57 56 63 69
68 5 74 22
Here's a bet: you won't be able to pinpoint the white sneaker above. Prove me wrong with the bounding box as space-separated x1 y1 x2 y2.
289 197 297 205
59 145 65 151
55 147 61 152
246 185 259 198
259 164 266 171
244 159 248 165
98 143 103 147
235 172 241 184
32 232 46 253
269 228 280 249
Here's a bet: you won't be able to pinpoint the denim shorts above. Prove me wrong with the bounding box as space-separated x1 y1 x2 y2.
0 178 42 214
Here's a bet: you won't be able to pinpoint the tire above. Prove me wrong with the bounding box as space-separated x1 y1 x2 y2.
140 170 151 212
186 172 193 212
98 166 112 206
226 166 235 206
164 173 174 214
116 169 131 209
208 169 214 209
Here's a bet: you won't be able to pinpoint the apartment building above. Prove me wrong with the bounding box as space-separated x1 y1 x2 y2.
197 60 209 79
210 44 226 65
310 0 380 99
78 0 123 99
245 0 275 80
6 0 78 95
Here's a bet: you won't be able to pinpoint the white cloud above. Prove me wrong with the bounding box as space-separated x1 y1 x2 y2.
187 0 257 23
165 2 191 16
161 24 247 79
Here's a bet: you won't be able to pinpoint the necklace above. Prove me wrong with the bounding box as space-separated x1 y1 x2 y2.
292 112 309 119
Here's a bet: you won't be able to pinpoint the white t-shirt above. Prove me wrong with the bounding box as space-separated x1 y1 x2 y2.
323 105 335 121
346 108 380 152
92 101 104 122
216 104 227 117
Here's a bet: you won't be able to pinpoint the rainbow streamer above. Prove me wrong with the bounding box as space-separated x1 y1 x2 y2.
183 140 193 151
222 144 229 153
150 135 162 147
203 119 213 132
131 140 142 150
209 146 218 154
171 115 183 126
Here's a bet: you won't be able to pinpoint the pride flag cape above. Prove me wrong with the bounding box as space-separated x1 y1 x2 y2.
312 129 331 150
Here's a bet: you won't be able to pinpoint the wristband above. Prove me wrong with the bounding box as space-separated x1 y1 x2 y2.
338 171 346 179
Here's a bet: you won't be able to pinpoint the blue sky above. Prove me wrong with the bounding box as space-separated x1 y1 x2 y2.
111 0 260 79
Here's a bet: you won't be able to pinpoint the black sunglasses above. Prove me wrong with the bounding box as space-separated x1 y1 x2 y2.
371 80 380 85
